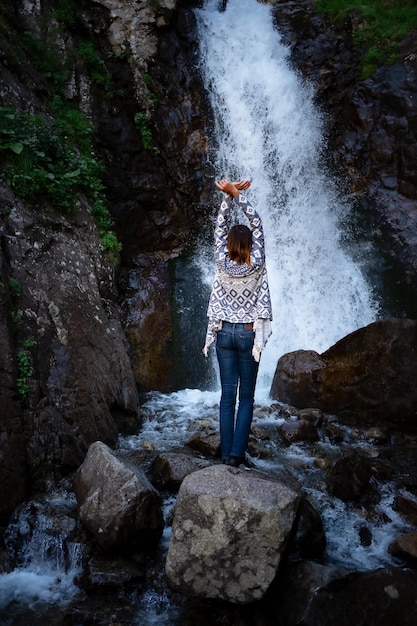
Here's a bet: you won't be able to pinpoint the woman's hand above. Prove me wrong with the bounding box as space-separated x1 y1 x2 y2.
215 179 251 196
232 180 251 191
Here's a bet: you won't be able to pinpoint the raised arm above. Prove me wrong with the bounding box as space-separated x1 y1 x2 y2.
213 178 264 263
236 194 265 264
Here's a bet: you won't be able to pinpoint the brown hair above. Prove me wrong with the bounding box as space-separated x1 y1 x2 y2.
227 224 252 265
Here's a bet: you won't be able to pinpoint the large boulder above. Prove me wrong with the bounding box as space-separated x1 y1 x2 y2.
165 464 301 604
271 318 417 426
269 562 417 626
74 441 163 551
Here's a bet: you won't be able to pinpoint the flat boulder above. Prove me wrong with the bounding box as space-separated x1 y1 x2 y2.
271 318 417 425
74 441 163 550
165 464 301 604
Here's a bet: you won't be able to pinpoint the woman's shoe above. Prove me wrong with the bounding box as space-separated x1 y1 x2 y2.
228 456 244 467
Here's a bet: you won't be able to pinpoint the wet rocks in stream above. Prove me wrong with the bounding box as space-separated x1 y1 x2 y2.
73 441 164 551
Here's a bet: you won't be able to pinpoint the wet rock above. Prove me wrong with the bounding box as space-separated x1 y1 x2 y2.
359 525 373 547
279 418 319 444
185 429 221 458
389 531 417 565
327 452 373 502
0 243 27 525
295 497 327 560
308 567 417 625
3 482 85 571
271 318 417 426
271 563 417 626
150 452 211 490
394 493 417 526
73 441 163 551
324 421 345 444
1 188 140 492
81 555 146 591
364 426 390 444
165 464 301 604
268 560 350 626
247 439 273 460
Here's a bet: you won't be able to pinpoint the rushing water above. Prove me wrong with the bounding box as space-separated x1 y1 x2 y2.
2 1 409 622
194 0 378 396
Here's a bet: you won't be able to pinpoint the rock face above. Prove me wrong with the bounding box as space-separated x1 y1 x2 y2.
0 186 140 520
271 318 417 425
165 464 301 604
272 1 417 292
74 441 163 550
0 0 211 518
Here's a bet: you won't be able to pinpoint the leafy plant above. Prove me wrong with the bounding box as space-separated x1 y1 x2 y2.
10 310 23 334
53 0 77 27
23 337 37 349
76 40 113 93
8 277 21 300
0 103 121 262
134 112 153 150
17 350 33 400
142 73 158 103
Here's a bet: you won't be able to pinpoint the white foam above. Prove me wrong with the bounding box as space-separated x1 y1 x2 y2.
0 568 81 610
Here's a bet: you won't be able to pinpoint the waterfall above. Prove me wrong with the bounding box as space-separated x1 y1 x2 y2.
195 0 379 397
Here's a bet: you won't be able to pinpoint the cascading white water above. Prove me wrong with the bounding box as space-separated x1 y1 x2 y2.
195 0 379 396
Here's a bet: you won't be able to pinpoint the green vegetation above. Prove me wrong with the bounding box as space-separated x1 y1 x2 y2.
16 349 33 400
19 30 66 94
8 277 21 300
314 0 417 77
76 40 113 94
134 112 153 150
142 73 158 103
0 1 122 263
8 277 22 334
0 101 121 261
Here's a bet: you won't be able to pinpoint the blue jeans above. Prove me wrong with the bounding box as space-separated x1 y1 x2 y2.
216 322 259 460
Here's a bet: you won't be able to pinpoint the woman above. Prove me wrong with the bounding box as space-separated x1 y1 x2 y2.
203 178 272 467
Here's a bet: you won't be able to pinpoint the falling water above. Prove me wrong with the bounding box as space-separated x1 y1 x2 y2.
195 0 379 396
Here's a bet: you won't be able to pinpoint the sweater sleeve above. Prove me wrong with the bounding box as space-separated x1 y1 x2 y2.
214 195 232 262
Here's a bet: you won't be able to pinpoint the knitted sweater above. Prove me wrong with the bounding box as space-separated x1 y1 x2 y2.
203 193 272 361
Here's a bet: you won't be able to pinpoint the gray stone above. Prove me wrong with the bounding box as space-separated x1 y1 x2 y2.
165 464 301 604
74 441 163 550
151 452 211 489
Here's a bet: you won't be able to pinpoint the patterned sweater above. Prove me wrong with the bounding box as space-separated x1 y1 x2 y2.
203 193 272 361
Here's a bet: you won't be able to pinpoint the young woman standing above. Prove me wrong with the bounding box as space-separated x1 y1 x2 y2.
203 179 272 467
